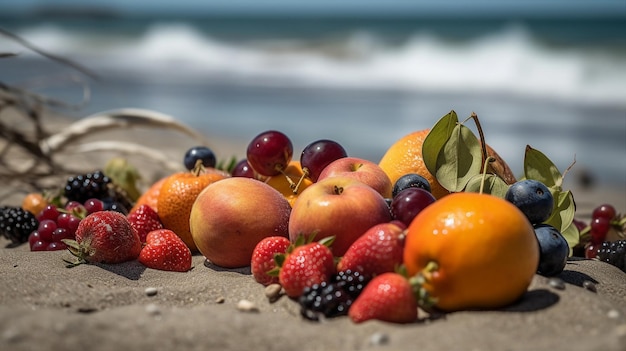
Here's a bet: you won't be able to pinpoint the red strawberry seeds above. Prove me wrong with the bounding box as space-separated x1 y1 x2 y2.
348 272 418 324
127 204 163 242
279 242 336 298
63 211 142 265
139 229 192 272
251 236 291 286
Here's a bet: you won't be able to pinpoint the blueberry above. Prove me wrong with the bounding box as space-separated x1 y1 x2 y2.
392 173 431 198
184 146 216 170
534 224 569 277
102 198 128 215
505 179 554 225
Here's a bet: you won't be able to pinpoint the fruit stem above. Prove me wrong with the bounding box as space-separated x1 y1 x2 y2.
468 112 489 166
408 261 439 313
478 156 496 194
275 164 297 190
192 159 205 176
292 168 309 194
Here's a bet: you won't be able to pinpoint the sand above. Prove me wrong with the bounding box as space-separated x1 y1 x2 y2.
1 110 625 351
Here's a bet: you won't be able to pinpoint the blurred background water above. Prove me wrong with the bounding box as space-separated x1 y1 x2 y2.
1 1 625 188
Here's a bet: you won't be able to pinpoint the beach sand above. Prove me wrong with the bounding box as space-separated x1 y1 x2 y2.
1 110 625 351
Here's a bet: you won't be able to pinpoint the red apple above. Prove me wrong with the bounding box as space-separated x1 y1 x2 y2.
288 176 393 256
317 156 392 198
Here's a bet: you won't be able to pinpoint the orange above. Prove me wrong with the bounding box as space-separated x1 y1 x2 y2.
403 192 539 312
379 129 516 200
21 193 49 216
379 129 450 199
264 161 313 207
157 170 227 251
130 177 167 214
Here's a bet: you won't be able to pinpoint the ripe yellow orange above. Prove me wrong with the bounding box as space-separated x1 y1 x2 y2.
21 193 49 216
403 192 539 312
264 161 313 207
157 171 227 251
379 129 450 199
379 129 516 199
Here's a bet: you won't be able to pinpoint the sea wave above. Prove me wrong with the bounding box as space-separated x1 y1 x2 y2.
9 22 626 107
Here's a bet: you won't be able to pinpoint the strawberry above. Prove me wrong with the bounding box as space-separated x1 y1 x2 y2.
348 272 418 324
278 239 336 298
63 211 142 266
251 236 291 286
337 221 406 277
127 204 163 242
139 229 192 272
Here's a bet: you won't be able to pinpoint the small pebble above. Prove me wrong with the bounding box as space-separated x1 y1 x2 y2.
582 280 597 293
215 296 225 304
548 277 565 290
607 309 620 319
369 332 390 346
145 287 158 297
237 299 259 313
145 303 161 316
264 284 283 303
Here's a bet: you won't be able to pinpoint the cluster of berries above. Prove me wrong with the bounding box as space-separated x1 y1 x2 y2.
504 179 569 277
0 168 193 273
252 219 410 324
576 203 626 273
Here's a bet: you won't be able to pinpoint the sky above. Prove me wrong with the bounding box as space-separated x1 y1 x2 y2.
0 0 624 17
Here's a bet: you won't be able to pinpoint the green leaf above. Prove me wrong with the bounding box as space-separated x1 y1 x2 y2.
465 173 510 198
544 190 576 235
423 110 459 177
435 124 483 192
560 222 579 257
523 145 563 189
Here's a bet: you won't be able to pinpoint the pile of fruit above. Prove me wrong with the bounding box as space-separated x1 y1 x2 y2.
1 110 624 324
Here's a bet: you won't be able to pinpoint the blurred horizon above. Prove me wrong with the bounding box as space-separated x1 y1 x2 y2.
1 0 625 18
1 0 625 187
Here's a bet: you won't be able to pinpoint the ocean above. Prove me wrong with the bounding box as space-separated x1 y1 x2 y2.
1 15 625 187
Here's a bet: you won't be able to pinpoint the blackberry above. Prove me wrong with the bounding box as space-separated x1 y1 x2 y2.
64 170 112 204
596 240 626 273
298 270 371 321
0 206 39 245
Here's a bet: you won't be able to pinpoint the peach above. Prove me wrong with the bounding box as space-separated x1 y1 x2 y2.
190 177 291 268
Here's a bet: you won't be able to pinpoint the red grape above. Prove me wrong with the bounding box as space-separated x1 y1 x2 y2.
56 213 81 235
590 217 610 244
246 130 293 177
585 243 599 259
300 139 347 182
592 204 616 221
30 240 48 251
84 198 104 214
37 219 57 242
46 241 67 251
231 159 257 178
51 228 72 242
390 188 436 227
65 201 84 212
37 205 59 222
28 231 41 247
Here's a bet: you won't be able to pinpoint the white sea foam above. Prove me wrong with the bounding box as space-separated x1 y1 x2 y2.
11 22 626 108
